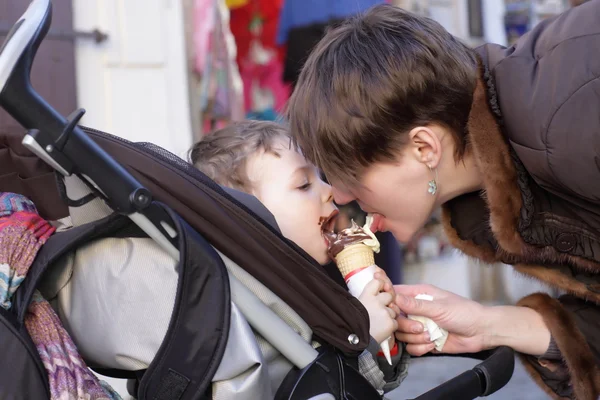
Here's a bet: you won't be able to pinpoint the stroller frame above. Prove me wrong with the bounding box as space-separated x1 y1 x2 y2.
0 1 515 399
0 0 318 374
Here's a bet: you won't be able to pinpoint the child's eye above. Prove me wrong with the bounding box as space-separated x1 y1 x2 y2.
298 182 312 191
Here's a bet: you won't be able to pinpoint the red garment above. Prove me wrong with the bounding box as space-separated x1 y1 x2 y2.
229 0 289 113
240 57 290 113
229 0 283 66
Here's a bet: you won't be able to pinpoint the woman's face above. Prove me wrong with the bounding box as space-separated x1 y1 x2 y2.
331 153 438 243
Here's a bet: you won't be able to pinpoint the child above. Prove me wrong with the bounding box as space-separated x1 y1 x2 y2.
190 120 408 393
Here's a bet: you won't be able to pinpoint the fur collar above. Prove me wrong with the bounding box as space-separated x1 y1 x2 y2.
445 59 600 400
441 63 525 260
517 293 600 400
441 61 600 301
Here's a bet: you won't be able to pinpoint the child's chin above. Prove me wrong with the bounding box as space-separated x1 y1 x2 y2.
318 254 333 266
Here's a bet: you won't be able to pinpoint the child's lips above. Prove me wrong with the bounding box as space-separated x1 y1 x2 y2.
320 210 339 238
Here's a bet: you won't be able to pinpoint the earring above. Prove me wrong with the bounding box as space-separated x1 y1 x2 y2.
428 165 438 195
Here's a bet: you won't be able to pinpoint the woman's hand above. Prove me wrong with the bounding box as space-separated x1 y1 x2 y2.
358 279 399 343
393 284 551 357
393 284 489 356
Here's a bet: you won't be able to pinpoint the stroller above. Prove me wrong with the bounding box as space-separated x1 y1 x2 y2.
0 1 515 399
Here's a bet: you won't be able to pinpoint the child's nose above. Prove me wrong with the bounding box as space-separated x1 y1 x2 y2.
322 182 334 204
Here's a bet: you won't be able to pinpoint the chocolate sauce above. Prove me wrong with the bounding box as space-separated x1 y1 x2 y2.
323 221 371 259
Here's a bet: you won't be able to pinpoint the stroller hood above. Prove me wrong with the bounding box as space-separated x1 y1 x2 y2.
0 128 371 355
0 128 68 220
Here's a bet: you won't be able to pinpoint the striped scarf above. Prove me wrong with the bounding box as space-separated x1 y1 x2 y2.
0 192 120 400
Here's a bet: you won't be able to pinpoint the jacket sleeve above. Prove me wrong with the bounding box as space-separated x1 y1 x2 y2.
517 293 600 399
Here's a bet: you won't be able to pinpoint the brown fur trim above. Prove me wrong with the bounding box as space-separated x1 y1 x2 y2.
450 68 600 278
440 70 527 263
466 77 525 256
517 353 573 400
517 293 600 400
514 264 600 304
516 245 600 275
517 354 567 400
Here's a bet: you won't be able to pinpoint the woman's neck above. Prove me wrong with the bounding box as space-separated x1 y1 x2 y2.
436 150 484 206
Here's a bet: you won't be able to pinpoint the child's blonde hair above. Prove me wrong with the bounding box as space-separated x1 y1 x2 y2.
189 120 290 193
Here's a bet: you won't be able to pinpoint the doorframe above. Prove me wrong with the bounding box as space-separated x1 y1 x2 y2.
182 0 203 141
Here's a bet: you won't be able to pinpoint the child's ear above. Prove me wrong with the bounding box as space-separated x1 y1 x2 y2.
408 125 442 168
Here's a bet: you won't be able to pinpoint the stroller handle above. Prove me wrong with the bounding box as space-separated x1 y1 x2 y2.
0 0 151 215
0 0 324 376
409 346 515 400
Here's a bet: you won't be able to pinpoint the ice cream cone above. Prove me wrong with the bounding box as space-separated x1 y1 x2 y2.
335 243 376 278
334 244 392 364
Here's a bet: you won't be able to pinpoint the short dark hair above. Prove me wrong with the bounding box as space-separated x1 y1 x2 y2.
189 120 289 193
286 4 478 186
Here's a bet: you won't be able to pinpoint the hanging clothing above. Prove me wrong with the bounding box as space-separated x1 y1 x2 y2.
230 0 282 65
193 0 217 76
240 44 290 113
230 0 290 115
194 0 245 129
282 19 343 85
276 0 384 45
0 192 121 400
277 0 385 86
225 0 249 9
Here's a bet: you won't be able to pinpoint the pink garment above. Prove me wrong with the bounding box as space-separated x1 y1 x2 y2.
193 0 216 75
240 57 290 113
194 0 245 128
0 193 120 400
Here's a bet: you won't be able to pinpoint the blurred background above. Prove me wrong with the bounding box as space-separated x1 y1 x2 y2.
0 1 584 398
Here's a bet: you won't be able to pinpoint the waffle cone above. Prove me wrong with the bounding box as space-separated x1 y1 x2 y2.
335 243 375 278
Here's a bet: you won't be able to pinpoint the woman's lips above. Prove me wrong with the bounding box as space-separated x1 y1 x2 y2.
370 213 385 233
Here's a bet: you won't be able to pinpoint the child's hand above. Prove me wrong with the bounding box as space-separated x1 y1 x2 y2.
358 279 399 343
374 267 400 316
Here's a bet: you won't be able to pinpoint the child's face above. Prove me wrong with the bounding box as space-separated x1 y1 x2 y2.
247 138 338 265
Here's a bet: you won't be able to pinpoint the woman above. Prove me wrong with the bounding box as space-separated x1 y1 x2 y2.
285 2 600 399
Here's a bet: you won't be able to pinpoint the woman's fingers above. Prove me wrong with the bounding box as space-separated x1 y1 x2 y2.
394 284 439 298
395 330 430 344
396 315 425 334
395 293 441 318
406 342 436 357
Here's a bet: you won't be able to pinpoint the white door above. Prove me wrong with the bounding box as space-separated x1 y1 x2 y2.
428 0 469 40
72 0 192 158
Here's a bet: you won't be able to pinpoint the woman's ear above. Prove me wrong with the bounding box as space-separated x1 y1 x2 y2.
408 125 443 168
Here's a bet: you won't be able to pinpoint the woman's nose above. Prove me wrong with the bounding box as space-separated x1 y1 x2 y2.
332 186 354 205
